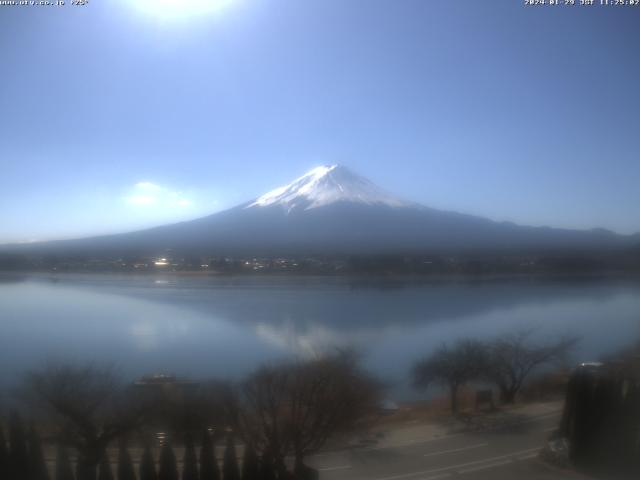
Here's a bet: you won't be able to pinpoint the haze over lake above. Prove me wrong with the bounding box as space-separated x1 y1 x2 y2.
1 274 639 399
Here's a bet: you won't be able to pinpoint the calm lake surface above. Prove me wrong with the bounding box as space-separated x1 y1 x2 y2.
1 273 639 399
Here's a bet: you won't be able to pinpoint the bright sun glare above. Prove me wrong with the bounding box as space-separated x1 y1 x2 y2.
131 0 236 21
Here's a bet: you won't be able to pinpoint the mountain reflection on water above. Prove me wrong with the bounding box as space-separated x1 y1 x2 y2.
1 273 639 399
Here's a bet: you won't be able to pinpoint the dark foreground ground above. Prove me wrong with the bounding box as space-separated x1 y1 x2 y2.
39 401 584 479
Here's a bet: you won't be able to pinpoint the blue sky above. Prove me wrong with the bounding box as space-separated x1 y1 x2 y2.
1 0 639 243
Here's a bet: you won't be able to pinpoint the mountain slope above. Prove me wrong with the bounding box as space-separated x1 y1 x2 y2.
2 165 638 256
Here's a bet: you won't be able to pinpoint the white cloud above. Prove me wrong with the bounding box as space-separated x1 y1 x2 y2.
124 181 193 209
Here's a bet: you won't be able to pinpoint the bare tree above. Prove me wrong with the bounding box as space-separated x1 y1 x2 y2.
24 363 153 480
235 364 290 477
286 352 381 473
413 339 487 415
234 351 381 477
484 330 578 404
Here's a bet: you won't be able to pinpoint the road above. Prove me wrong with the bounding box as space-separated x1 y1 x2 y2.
308 406 578 480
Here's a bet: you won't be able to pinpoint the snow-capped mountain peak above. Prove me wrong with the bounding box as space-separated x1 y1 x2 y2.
246 165 411 212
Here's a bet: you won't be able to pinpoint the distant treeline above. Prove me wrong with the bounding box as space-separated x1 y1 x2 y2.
1 249 640 275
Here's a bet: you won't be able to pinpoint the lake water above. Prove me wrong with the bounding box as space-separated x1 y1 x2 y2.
1 273 639 399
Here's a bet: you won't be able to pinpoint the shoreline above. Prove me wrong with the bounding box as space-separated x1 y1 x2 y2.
3 269 640 281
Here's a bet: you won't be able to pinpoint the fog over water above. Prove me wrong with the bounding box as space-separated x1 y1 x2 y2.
1 274 639 399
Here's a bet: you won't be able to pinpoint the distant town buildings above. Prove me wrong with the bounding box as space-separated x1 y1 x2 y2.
1 249 636 275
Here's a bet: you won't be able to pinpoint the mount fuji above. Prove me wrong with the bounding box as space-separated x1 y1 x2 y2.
246 165 412 212
4 165 638 256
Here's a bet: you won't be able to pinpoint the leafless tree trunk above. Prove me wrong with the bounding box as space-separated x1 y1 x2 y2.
24 363 153 478
484 330 578 404
233 351 381 476
413 340 487 415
